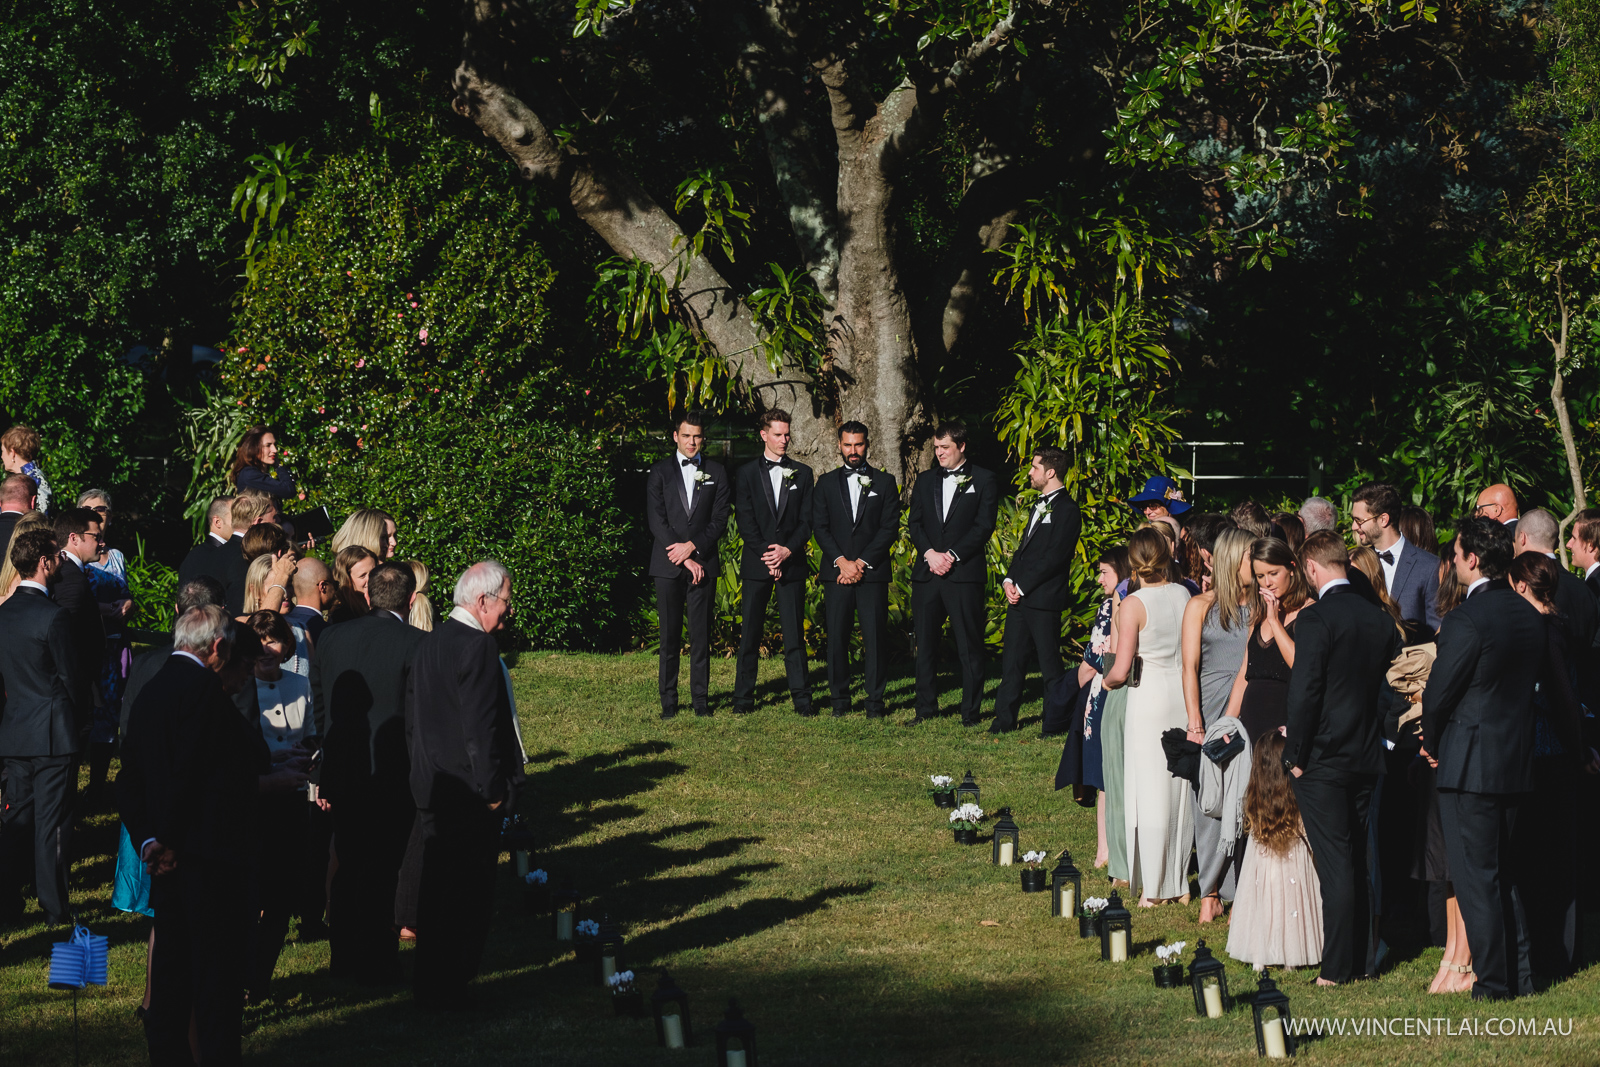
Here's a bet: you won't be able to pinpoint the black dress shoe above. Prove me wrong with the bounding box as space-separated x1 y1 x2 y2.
988 723 1015 735
660 708 679 720
961 718 981 728
694 708 713 717
905 716 935 727
796 707 819 718
865 711 886 720
831 708 849 718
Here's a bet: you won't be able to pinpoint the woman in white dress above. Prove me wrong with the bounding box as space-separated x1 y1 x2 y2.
1105 526 1194 907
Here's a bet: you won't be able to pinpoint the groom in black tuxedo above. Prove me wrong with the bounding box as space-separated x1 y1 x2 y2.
813 421 901 718
1419 517 1544 1000
907 422 999 726
732 408 816 715
646 411 732 718
990 447 1081 734
1284 531 1401 985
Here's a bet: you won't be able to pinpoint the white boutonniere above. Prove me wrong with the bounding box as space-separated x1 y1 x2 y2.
854 473 872 490
953 474 973 492
780 467 797 483
693 469 713 485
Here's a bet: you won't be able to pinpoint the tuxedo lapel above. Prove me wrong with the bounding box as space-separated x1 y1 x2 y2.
758 463 780 520
773 464 790 522
673 462 693 519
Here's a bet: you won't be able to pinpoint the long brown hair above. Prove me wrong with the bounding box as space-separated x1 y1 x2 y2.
1243 731 1303 856
229 424 274 484
1436 537 1464 618
332 545 378 618
1246 537 1308 622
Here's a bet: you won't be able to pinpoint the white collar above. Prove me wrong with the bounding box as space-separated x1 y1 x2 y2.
676 451 700 466
1377 533 1406 559
62 547 94 569
172 650 207 668
0 508 23 516
1467 576 1491 598
387 610 405 623
1543 551 1558 560
449 604 484 632
1587 562 1600 579
18 579 49 596
209 531 227 544
1317 577 1350 599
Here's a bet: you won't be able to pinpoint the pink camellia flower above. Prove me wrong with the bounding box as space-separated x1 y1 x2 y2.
317 406 325 414
356 358 366 368
419 328 428 340
410 301 417 308
238 347 248 354
361 424 368 431
357 438 365 448
329 425 338 433
406 293 413 299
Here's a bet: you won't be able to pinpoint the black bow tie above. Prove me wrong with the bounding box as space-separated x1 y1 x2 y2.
680 457 699 468
942 466 967 478
1379 550 1394 565
761 457 785 470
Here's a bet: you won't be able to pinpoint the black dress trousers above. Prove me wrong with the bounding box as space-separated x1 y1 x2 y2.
414 802 499 1007
823 581 888 715
656 574 714 713
147 859 255 1067
1290 770 1377 984
1439 789 1531 998
330 782 414 981
912 578 986 722
989 603 1064 732
0 755 75 924
733 579 813 713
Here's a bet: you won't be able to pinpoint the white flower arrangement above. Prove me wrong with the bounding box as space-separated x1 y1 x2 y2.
948 803 985 830
524 869 549 886
1080 896 1110 917
575 919 601 939
1154 941 1188 965
1022 850 1048 869
928 774 955 793
780 466 797 482
606 969 637 996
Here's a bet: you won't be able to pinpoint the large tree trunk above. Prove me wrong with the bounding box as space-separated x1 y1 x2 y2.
1550 289 1586 567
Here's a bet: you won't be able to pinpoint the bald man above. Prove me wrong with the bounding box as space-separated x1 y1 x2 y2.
287 557 335 642
1475 484 1519 537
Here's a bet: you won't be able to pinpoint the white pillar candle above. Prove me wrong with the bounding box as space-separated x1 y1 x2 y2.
601 955 617 982
726 1050 748 1067
1110 928 1128 962
1262 1017 1287 1059
1059 886 1075 918
555 909 574 941
515 851 530 878
1203 981 1223 1019
999 841 1014 866
662 1012 685 1049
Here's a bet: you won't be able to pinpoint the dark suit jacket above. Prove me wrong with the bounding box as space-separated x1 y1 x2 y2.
52 554 105 685
0 510 24 553
646 454 731 580
1548 565 1599 702
1386 539 1442 631
1284 583 1401 776
118 655 268 864
908 464 1000 584
177 534 247 615
1419 580 1544 794
1586 566 1600 603
177 535 225 588
1003 489 1082 612
312 610 427 802
733 457 813 584
120 641 172 745
408 618 524 810
813 463 900 583
0 587 91 757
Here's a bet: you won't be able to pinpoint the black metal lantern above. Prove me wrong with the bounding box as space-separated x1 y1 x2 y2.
1250 976 1296 1058
651 970 693 1049
596 913 624 986
954 770 980 808
1188 939 1231 1017
714 998 758 1067
1098 891 1132 962
1049 850 1083 919
990 807 1020 866
551 882 579 941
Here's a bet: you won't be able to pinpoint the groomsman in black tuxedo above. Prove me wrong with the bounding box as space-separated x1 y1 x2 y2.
177 496 235 587
813 422 900 718
1419 517 1543 1000
990 448 1081 734
733 409 816 715
1285 531 1401 985
908 422 999 726
646 411 732 719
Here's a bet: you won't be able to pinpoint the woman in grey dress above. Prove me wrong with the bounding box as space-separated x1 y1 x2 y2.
1180 528 1254 922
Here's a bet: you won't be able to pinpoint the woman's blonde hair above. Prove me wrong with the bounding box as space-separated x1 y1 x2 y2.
1210 527 1254 632
0 510 52 593
331 508 395 559
1126 526 1173 583
407 559 435 632
241 553 276 615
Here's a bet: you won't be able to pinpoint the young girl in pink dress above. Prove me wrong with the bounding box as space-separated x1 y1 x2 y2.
1226 729 1323 970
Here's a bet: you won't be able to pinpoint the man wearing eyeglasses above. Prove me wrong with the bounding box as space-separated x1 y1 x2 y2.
1350 483 1440 631
51 507 108 711
1474 484 1520 538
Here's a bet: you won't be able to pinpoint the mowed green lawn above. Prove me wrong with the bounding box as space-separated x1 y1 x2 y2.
3 651 1598 1065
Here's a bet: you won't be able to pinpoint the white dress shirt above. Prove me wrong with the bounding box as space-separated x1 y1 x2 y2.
1587 562 1600 581
846 466 865 521
1466 576 1491 598
1317 577 1351 599
18 579 49 596
208 531 227 545
765 455 785 504
1376 534 1407 593
941 466 966 520
676 450 700 502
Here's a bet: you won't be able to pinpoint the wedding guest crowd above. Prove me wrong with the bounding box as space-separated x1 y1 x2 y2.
0 424 529 1065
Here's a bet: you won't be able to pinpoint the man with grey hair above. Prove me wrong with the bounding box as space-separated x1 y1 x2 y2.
118 605 279 1066
1299 495 1337 534
408 560 525 1009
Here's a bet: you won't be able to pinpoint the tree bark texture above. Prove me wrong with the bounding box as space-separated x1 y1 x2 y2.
1549 286 1586 568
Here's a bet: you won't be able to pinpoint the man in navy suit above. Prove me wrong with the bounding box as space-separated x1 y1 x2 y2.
645 412 732 719
1419 517 1543 1000
1351 482 1440 631
732 409 815 716
907 422 999 726
813 422 900 718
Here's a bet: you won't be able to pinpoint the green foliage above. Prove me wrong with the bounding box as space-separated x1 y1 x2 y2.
126 535 180 632
1498 163 1600 355
224 119 632 648
232 142 315 283
224 0 320 89
177 385 251 538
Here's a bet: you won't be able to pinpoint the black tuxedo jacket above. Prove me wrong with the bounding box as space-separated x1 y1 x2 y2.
0 587 91 757
313 610 428 801
408 618 524 810
1586 566 1600 603
1419 580 1544 794
1284 583 1401 776
1549 565 1599 700
119 655 269 864
53 555 105 683
908 464 1000 584
646 454 731 580
1003 489 1082 612
813 463 900 583
733 457 814 584
177 535 224 587
0 510 24 553
120 641 171 743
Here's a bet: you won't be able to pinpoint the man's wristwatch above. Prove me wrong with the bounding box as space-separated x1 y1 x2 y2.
1282 756 1296 775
